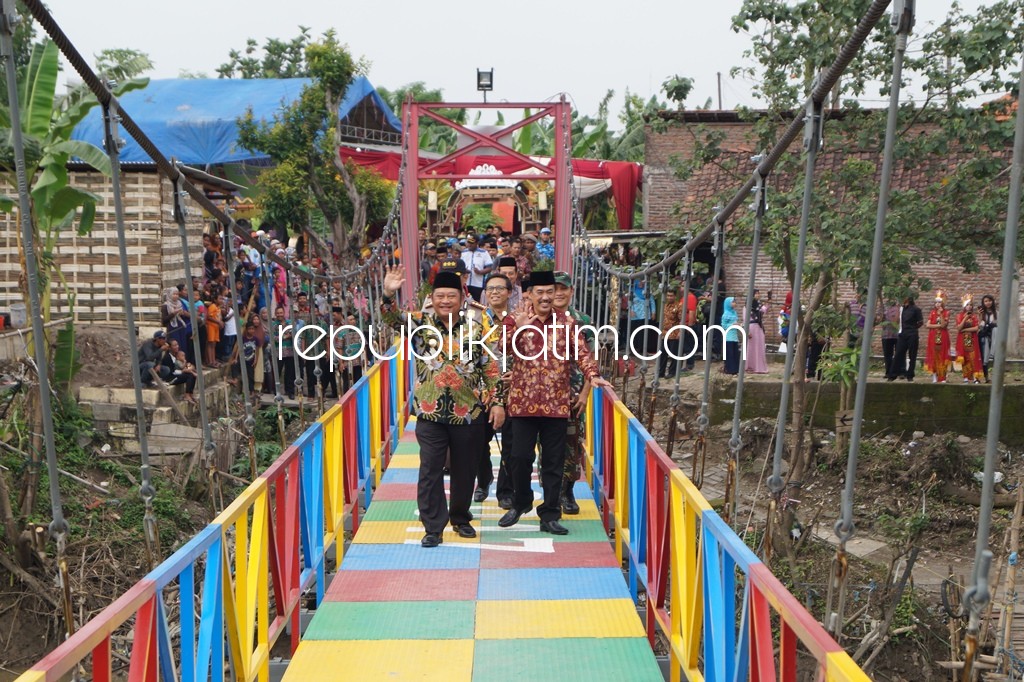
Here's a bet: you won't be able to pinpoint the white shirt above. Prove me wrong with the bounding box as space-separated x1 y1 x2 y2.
223 308 237 337
460 248 493 288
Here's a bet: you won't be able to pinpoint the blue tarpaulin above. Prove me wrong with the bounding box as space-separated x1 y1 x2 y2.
71 76 401 166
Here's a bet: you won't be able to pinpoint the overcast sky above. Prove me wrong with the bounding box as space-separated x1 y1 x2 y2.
45 0 989 125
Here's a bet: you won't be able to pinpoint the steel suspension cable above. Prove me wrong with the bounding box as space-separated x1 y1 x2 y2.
831 0 915 642
0 0 68 568
21 0 412 291
573 0 894 281
767 98 823 501
648 253 671 429
102 97 160 566
305 275 324 416
288 267 306 427
220 228 258 478
694 226 725 488
259 253 287 450
173 173 218 484
725 171 768 527
637 272 653 409
666 247 693 460
961 44 1024 682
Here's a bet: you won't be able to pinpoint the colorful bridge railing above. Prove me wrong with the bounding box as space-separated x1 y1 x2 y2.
18 345 870 682
584 386 869 682
16 347 411 682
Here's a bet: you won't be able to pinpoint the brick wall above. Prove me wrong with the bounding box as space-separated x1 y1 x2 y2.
0 170 209 326
645 115 1024 350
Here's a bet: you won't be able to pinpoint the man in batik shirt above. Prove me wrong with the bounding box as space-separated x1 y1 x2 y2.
498 270 610 535
382 266 506 548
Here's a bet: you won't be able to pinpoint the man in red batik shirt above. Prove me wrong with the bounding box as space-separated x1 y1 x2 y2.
497 270 611 535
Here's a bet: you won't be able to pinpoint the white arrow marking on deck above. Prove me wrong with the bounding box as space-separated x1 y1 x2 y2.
401 538 555 553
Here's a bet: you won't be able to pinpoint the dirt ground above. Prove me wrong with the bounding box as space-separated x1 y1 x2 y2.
616 360 1024 680
72 325 135 391
6 334 1023 679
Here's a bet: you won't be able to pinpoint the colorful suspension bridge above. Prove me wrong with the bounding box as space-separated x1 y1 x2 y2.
15 349 869 681
12 0 1024 678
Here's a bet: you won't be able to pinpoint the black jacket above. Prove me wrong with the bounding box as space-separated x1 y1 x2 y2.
899 304 923 336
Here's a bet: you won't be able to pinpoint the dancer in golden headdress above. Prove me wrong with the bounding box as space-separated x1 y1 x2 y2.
956 294 984 383
924 291 951 383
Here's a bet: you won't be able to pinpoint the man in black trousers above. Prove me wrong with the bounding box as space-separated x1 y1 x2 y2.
887 294 924 381
498 270 611 535
381 266 506 547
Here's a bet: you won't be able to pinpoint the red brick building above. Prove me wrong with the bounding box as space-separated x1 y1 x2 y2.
643 110 1022 353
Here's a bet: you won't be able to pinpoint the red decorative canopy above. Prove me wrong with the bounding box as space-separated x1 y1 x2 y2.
339 146 643 231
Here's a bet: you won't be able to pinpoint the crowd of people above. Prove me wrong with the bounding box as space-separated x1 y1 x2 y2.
418 225 556 301
141 224 375 405
382 245 610 545
884 291 998 383
138 220 1005 546
770 288 999 384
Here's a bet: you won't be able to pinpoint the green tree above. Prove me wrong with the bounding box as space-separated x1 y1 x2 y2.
235 31 393 255
463 204 501 232
0 38 150 539
652 0 1024 557
217 27 314 79
0 40 151 323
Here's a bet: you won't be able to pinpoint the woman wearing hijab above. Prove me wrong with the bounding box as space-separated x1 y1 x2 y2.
745 296 769 374
721 297 741 374
162 286 191 353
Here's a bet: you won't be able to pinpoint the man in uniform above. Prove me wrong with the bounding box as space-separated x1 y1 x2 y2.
381 265 506 547
498 271 610 534
496 275 531 509
459 233 493 302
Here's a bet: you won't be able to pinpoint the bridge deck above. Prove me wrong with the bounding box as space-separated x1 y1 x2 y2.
283 420 663 680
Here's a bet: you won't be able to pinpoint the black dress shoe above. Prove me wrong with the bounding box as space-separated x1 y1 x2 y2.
539 520 569 535
473 487 487 503
498 508 527 527
497 497 513 510
421 533 443 548
453 524 477 538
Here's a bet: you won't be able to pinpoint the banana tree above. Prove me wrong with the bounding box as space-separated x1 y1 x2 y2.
0 39 150 325
0 39 150 522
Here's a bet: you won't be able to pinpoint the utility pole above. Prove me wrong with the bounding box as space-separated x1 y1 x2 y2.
717 72 723 110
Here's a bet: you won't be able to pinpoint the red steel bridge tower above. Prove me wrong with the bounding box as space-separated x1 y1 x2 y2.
398 98 574 303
